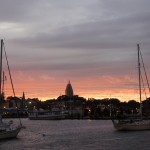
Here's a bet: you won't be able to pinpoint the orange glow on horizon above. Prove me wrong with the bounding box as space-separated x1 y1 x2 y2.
3 69 150 102
4 78 149 102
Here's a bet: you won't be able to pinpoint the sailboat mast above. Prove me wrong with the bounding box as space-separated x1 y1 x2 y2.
0 39 3 103
137 44 142 117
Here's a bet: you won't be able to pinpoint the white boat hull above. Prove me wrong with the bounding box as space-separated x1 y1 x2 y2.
28 114 65 120
28 110 66 120
0 127 21 140
112 120 150 131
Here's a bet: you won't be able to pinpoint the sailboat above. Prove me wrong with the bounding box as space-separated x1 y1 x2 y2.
0 39 23 139
112 44 150 131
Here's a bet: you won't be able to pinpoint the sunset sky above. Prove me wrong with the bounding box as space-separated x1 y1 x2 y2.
0 0 150 102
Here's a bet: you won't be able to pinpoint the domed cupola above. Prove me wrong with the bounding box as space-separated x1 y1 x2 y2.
65 81 74 98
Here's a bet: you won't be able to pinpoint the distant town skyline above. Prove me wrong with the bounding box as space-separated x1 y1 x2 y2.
1 0 150 102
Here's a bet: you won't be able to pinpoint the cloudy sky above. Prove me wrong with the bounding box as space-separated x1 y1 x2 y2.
0 0 150 101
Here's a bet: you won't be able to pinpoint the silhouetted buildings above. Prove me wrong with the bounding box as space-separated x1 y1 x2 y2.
1 81 150 119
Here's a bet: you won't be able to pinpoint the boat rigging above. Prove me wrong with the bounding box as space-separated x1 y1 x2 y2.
112 44 150 131
0 39 24 139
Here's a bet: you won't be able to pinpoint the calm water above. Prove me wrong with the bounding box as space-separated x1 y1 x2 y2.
0 119 150 150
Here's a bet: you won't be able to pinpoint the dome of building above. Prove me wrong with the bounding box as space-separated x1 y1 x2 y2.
65 81 74 98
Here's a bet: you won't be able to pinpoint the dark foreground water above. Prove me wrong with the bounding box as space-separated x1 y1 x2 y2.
1 119 150 150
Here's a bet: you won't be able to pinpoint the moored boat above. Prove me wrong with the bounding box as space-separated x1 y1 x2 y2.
112 119 150 131
112 44 150 131
0 117 22 140
0 39 24 139
28 108 66 120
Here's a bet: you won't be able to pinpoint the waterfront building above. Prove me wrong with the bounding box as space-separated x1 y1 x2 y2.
65 81 74 98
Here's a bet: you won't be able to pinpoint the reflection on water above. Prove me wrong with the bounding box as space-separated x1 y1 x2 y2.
0 119 150 150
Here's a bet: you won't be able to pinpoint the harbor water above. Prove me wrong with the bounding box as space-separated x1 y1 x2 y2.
1 119 150 150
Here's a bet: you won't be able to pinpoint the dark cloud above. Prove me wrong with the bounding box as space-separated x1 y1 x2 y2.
0 0 150 99
0 0 37 22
